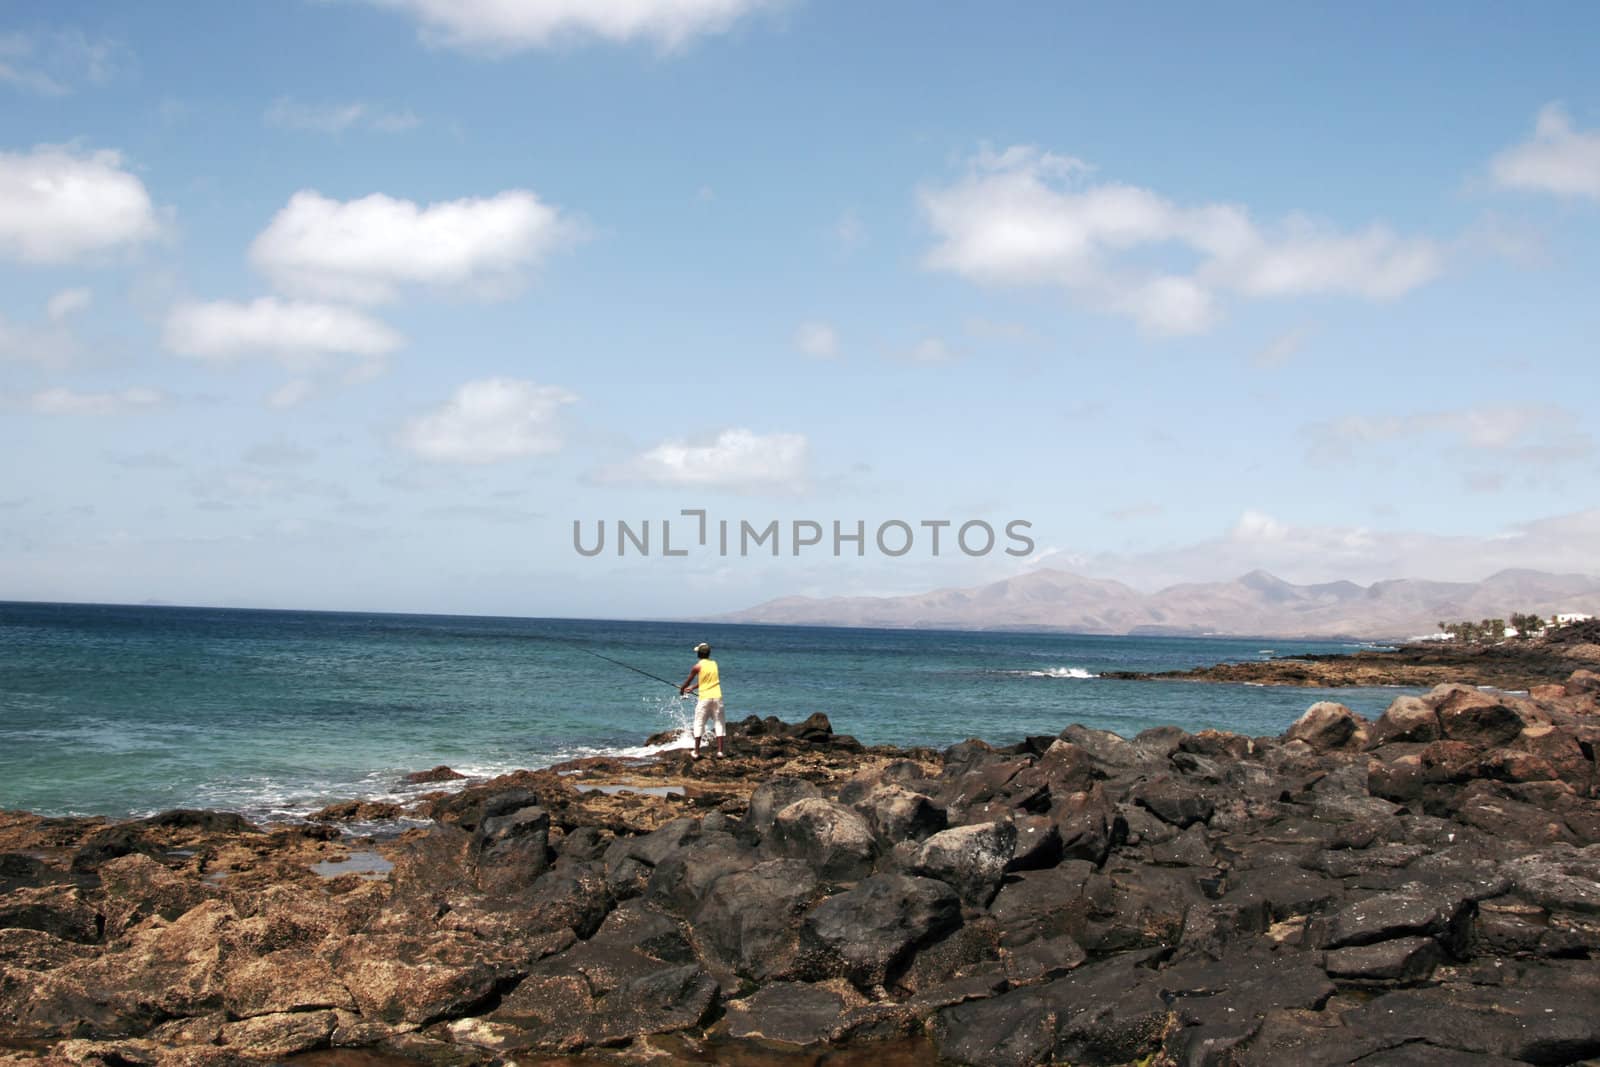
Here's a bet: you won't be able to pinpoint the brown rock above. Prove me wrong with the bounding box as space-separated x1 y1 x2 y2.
96 854 215 938
1472 749 1559 783
1420 740 1481 783
1565 669 1600 697
222 950 356 1016
332 932 524 1025
220 1009 336 1058
0 884 102 943
309 800 405 822
1286 701 1365 751
1367 695 1440 747
404 765 467 784
1429 686 1526 746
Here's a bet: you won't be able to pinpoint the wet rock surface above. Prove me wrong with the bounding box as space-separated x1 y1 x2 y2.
3 678 1600 1065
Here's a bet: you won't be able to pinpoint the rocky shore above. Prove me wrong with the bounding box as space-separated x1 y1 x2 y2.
1103 619 1600 691
3 678 1600 1066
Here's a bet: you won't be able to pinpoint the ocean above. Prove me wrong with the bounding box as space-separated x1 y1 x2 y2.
0 601 1419 822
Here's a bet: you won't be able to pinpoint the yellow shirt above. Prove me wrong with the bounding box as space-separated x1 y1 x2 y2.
696 658 722 699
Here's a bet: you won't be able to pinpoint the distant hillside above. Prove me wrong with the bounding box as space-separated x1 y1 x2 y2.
716 567 1600 640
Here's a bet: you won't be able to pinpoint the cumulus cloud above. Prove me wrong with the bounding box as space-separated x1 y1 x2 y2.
0 146 161 263
250 190 576 304
794 321 838 359
163 298 403 368
401 378 577 464
920 145 1441 335
29 386 164 416
601 428 809 491
362 0 776 52
1490 103 1600 200
1231 509 1290 543
264 98 421 134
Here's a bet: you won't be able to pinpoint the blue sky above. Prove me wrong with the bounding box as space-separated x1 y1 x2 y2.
2 1 1597 617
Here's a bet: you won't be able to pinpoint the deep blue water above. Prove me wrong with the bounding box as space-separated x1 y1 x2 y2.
0 601 1416 820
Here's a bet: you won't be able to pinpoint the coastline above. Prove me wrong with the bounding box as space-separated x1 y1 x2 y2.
1102 622 1600 691
4 678 1600 1065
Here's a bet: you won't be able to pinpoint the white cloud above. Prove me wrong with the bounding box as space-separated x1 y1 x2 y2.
1252 325 1311 369
0 57 63 96
0 30 122 96
1306 404 1593 466
1091 508 1600 590
46 288 92 322
267 379 315 410
30 386 164 416
0 146 161 263
163 298 403 368
832 211 865 250
794 321 838 359
893 337 959 363
920 145 1441 335
0 319 77 368
402 378 577 464
1490 103 1600 200
0 291 89 369
264 98 421 134
964 318 1038 344
363 0 776 52
1231 509 1290 543
250 189 576 304
602 428 809 491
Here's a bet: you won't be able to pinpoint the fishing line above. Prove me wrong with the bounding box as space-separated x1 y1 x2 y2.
578 648 686 692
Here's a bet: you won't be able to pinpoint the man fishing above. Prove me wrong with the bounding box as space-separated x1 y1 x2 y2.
680 642 725 759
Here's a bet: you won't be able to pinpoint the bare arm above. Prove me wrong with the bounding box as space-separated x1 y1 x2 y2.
679 663 701 695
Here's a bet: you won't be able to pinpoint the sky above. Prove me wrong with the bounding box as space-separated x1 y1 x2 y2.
1 0 1598 618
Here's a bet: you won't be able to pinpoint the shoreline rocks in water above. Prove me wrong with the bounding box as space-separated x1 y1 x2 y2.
2 684 1599 1065
1103 619 1600 690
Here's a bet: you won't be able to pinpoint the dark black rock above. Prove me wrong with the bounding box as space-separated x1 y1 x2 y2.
587 899 695 965
722 981 845 1045
1317 883 1476 955
644 832 758 915
473 805 551 892
911 820 1017 907
1132 775 1216 828
768 798 876 882
692 859 820 982
801 873 961 989
739 778 821 841
1324 935 1444 982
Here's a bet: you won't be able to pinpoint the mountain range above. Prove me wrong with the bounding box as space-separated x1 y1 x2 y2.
715 568 1600 639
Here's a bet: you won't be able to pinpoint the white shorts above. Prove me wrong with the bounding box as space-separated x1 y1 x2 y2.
693 697 725 739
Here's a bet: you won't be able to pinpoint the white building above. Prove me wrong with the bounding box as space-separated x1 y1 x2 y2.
1555 612 1593 625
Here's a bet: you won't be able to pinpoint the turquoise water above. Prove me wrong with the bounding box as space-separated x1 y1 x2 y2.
0 601 1417 821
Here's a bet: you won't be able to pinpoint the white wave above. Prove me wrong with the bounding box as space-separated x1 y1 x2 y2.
1019 666 1098 680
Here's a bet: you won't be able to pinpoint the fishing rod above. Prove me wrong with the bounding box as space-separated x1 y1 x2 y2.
579 648 686 692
